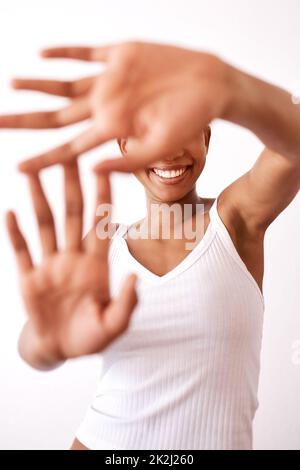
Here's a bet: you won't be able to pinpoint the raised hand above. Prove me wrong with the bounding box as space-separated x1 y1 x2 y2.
6 163 137 370
0 41 231 172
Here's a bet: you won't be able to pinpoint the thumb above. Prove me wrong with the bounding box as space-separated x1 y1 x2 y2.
102 273 138 339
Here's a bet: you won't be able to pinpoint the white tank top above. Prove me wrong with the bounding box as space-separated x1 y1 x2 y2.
76 197 265 450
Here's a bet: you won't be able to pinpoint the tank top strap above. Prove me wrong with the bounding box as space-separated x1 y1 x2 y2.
108 222 129 263
208 194 236 247
208 194 238 241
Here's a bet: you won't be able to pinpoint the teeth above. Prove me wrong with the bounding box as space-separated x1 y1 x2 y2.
153 167 187 178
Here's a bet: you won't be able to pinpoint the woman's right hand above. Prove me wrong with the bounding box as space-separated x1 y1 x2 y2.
0 41 230 172
6 163 138 370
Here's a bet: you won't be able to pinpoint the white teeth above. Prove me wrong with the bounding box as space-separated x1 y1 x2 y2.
153 167 187 178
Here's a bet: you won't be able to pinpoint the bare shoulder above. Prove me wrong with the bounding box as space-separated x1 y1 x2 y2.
212 186 265 292
198 194 235 231
206 186 264 253
213 186 249 236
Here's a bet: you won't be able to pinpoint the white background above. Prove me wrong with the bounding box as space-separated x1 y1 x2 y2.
0 0 300 450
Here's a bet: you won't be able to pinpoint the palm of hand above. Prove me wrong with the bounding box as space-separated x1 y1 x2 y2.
0 41 230 173
92 43 230 169
21 252 111 359
6 166 137 367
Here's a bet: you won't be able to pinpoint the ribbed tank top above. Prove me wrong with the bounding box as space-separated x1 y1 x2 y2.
76 197 265 450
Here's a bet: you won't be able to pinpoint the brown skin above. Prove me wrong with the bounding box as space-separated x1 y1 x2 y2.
0 42 228 172
3 41 300 450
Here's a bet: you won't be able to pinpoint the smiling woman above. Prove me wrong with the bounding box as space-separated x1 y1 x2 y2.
117 129 211 203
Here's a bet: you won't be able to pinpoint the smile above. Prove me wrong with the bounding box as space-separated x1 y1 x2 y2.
153 167 187 178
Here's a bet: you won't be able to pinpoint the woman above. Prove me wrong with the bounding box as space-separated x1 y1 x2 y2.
3 41 300 450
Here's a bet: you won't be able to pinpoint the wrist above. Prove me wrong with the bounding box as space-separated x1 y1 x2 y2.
218 63 256 123
221 65 300 160
219 62 293 137
195 53 237 122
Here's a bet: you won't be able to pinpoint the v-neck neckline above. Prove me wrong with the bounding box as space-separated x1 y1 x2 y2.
114 209 216 284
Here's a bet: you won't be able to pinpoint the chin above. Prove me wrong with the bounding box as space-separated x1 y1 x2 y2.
150 187 191 203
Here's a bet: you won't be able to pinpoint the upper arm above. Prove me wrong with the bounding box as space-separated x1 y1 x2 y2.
222 148 300 233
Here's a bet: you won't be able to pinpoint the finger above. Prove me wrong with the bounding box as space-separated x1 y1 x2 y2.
93 138 174 174
18 125 114 172
41 45 112 62
11 76 95 98
102 273 138 340
0 97 90 129
86 172 112 257
94 140 183 173
27 173 57 256
63 160 84 251
6 211 34 273
94 123 195 173
94 155 145 173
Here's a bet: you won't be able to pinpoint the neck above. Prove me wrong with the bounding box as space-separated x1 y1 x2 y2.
146 187 202 211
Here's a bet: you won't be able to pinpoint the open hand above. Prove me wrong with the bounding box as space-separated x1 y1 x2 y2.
6 163 137 369
0 41 232 173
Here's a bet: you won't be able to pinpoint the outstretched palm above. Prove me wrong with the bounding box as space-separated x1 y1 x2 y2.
6 163 137 369
0 41 228 173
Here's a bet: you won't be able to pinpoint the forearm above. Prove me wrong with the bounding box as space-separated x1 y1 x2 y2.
222 63 300 163
18 322 65 371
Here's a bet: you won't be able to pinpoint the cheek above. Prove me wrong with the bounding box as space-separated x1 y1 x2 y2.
133 170 149 186
190 157 205 178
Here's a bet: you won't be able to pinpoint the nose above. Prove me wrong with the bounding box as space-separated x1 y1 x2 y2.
165 149 185 161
